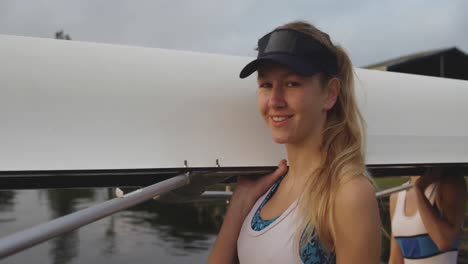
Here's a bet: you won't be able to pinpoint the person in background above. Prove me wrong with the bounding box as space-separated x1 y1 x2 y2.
208 20 381 264
389 167 466 263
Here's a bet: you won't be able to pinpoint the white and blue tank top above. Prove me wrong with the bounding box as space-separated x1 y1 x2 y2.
392 183 461 263
237 176 335 264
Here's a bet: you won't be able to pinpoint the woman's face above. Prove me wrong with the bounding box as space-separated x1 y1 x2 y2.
256 64 337 145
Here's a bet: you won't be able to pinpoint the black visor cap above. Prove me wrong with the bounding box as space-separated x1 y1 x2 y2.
239 29 338 79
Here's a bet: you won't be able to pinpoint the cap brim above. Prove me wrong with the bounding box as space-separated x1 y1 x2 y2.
239 53 321 79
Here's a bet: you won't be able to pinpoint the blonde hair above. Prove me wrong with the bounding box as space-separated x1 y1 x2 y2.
276 21 368 251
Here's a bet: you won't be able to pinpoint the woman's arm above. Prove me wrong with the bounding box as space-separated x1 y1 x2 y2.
334 177 381 264
388 193 404 264
207 189 254 264
208 160 288 264
415 171 466 251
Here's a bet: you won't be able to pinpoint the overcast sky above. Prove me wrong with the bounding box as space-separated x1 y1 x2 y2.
1 0 467 66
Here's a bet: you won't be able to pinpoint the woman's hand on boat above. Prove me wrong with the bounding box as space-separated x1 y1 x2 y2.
416 167 442 191
233 159 288 210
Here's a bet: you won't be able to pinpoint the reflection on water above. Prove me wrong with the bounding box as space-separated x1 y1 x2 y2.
44 189 97 264
0 191 15 211
0 185 466 264
0 191 16 223
127 198 224 254
0 187 226 264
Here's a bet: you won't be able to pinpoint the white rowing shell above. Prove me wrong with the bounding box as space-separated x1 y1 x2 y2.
0 35 467 170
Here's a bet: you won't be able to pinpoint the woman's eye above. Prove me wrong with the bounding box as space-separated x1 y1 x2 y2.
286 81 301 87
258 82 272 88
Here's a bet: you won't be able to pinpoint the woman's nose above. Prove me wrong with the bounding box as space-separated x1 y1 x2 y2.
268 85 286 109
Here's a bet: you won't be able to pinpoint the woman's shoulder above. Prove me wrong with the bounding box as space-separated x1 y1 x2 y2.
438 174 466 201
389 191 399 208
334 176 379 226
335 176 376 208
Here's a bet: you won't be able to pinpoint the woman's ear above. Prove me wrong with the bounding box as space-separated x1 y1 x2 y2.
323 78 340 110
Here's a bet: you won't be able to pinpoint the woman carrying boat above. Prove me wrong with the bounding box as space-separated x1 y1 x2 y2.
388 167 466 263
208 20 381 264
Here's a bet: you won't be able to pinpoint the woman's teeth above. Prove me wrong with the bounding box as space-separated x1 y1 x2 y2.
272 116 287 122
272 116 290 122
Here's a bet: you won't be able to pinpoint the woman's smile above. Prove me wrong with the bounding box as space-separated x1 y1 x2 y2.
269 114 294 127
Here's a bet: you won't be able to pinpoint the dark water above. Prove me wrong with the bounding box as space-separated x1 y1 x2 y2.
0 188 226 264
0 187 467 264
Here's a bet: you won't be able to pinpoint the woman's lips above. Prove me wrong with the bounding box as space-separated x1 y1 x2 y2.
270 115 293 127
